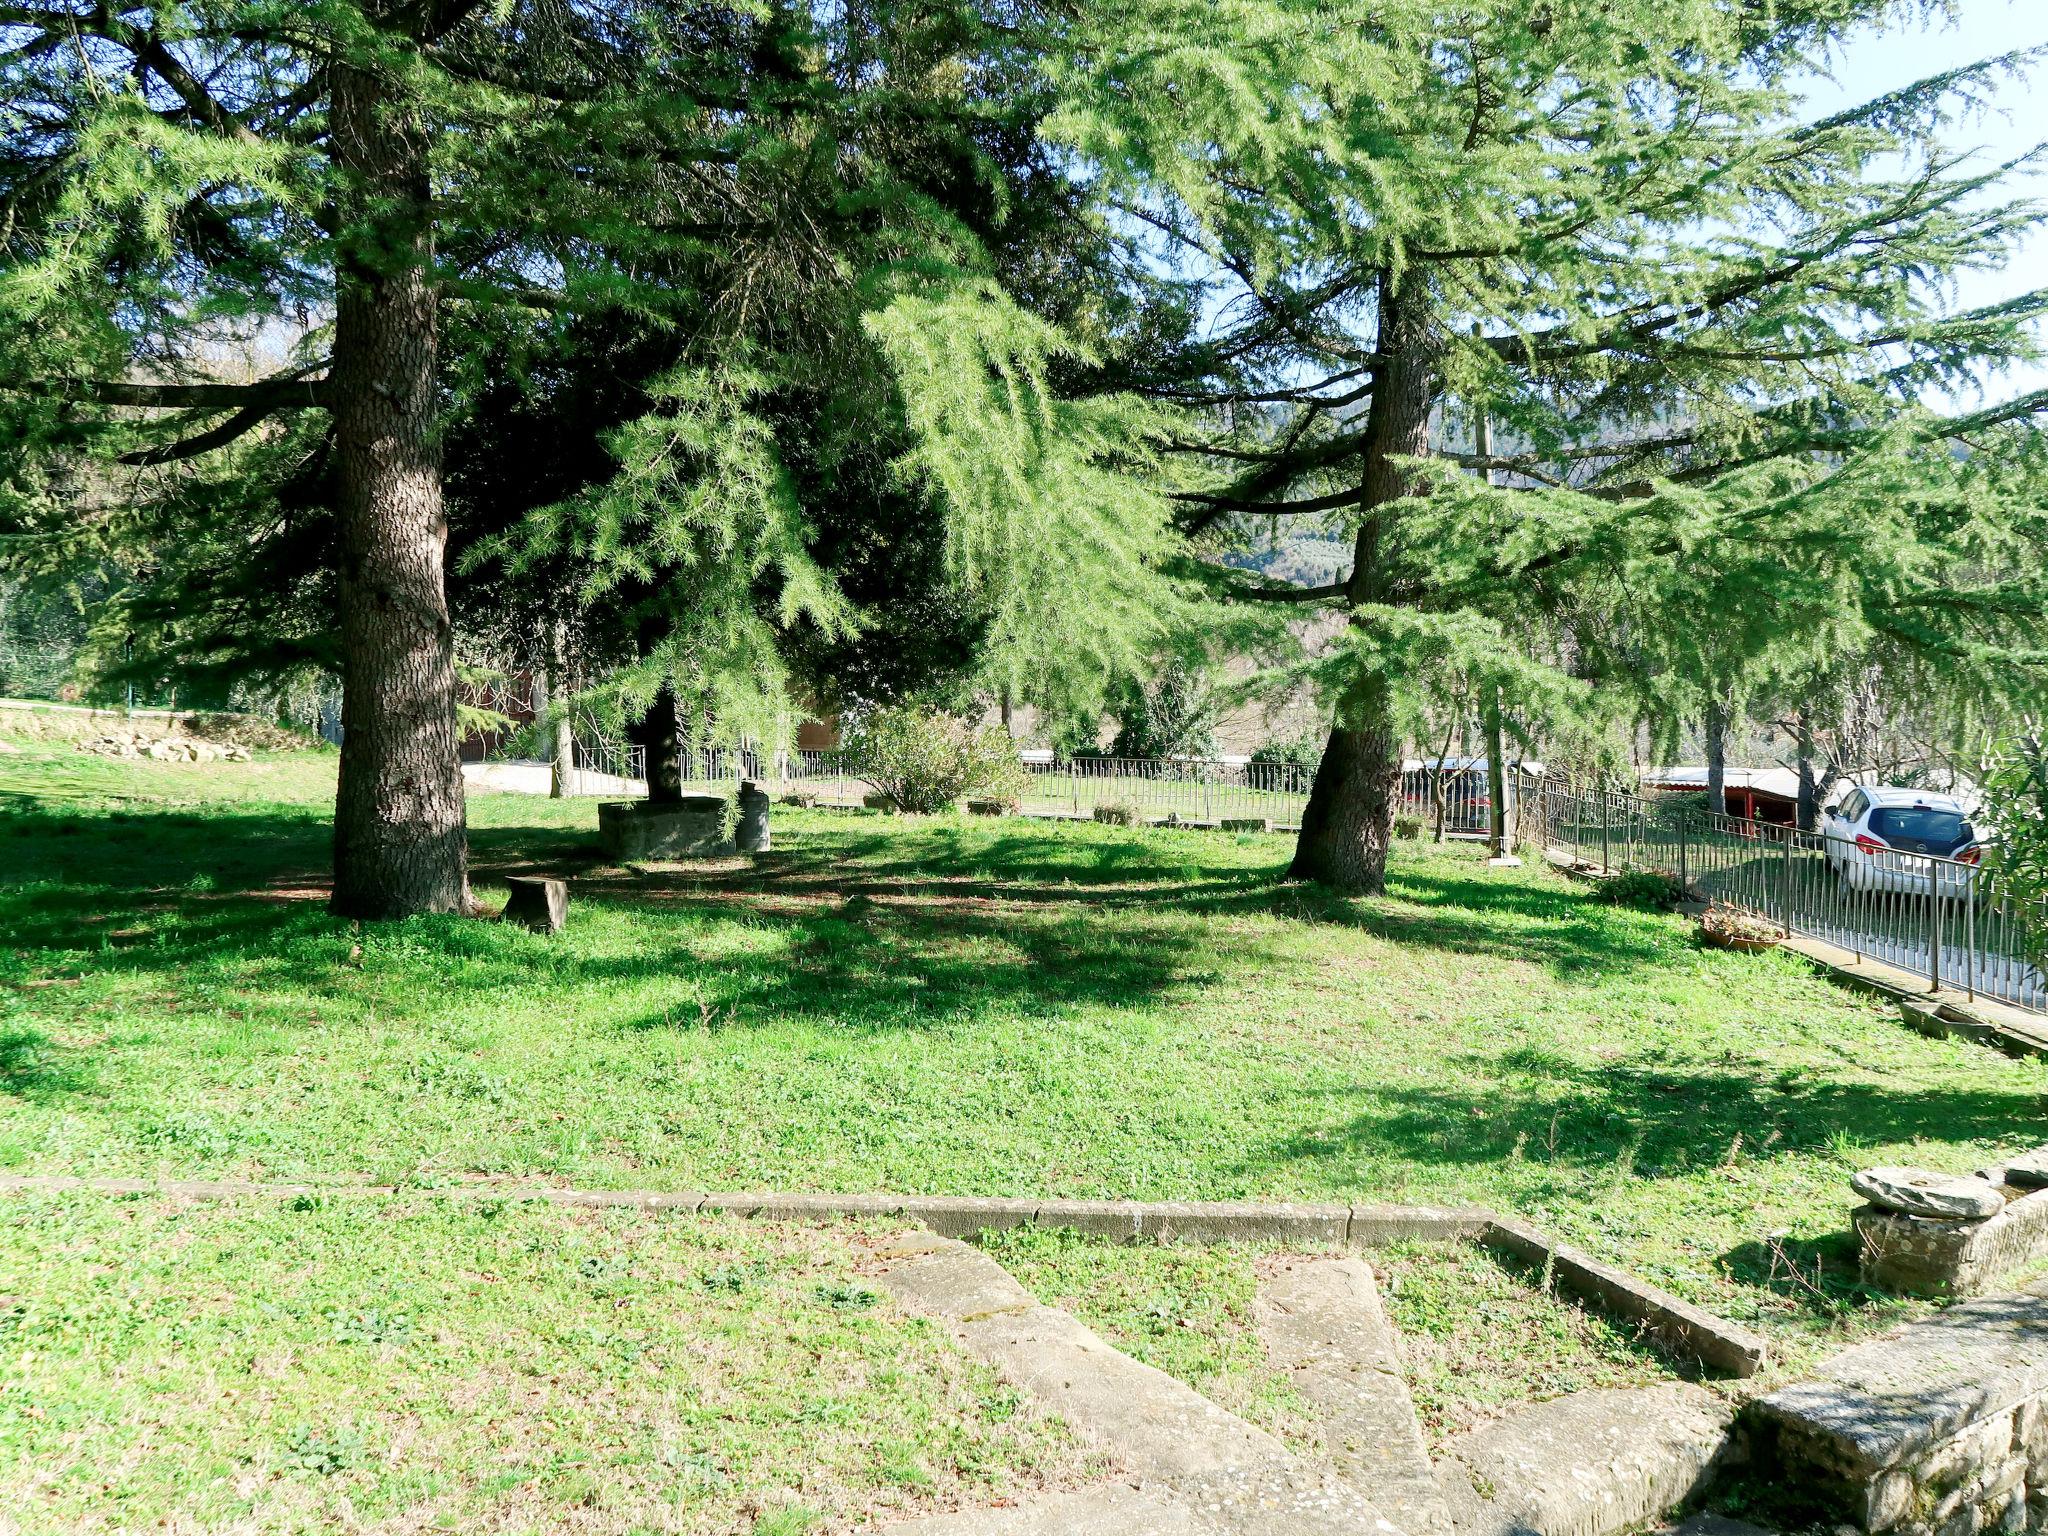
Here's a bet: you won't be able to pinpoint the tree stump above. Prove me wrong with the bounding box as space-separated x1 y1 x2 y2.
501 876 568 934
736 780 771 853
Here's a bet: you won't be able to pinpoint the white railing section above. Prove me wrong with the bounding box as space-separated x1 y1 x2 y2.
1525 786 2047 1016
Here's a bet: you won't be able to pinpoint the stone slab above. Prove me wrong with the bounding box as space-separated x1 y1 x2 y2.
1436 1383 1736 1536
1480 1216 1769 1377
877 1238 1287 1480
1853 1167 2006 1221
880 1487 1204 1535
1254 1256 1451 1536
1033 1199 1351 1246
1751 1279 2048 1478
597 797 732 859
1350 1205 1494 1244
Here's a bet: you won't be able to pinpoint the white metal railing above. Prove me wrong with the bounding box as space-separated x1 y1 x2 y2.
1526 785 2047 1016
533 742 1512 833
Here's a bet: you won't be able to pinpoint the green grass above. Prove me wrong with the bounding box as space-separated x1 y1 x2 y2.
5 743 2047 1372
978 1226 1324 1449
0 1192 1085 1533
1374 1240 1677 1445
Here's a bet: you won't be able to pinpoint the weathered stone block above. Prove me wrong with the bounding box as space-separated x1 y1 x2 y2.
1860 1191 2048 1299
1219 816 1273 834
734 780 770 853
499 875 567 934
1751 1281 2048 1532
598 796 732 859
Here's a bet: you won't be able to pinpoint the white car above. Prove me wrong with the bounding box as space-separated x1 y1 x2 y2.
1821 786 1982 897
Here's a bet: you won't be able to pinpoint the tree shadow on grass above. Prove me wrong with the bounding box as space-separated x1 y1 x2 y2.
1 798 1716 1041
1243 1049 2048 1192
0 1027 94 1100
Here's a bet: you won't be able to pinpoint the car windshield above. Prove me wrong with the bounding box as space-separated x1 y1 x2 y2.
1869 807 1969 846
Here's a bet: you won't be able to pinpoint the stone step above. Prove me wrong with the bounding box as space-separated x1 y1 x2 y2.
1254 1256 1453 1536
1434 1383 1735 1536
882 1485 1204 1534
874 1233 1403 1536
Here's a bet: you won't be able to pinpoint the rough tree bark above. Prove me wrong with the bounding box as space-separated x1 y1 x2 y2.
1704 701 1730 817
1794 704 1819 832
1289 272 1442 893
328 52 470 919
629 683 686 803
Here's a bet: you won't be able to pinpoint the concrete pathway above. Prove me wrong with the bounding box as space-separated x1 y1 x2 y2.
872 1234 1744 1536
874 1233 1403 1536
1253 1257 1452 1536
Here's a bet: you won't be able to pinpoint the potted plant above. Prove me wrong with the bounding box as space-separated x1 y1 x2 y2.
1699 905 1783 953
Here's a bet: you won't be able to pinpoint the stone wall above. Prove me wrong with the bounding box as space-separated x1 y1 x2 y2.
598 796 732 859
1860 1189 2048 1299
1748 1285 2048 1536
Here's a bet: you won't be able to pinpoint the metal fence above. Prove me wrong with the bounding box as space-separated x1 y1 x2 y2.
1524 785 2048 1016
544 740 1515 833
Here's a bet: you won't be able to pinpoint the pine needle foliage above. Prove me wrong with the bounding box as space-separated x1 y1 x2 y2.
1099 0 2048 890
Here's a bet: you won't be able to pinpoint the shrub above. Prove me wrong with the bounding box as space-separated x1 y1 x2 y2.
1701 905 1781 944
1599 869 1686 910
843 705 1028 815
1251 732 1326 772
1108 660 1220 763
1650 790 1712 828
1393 813 1426 840
1092 802 1142 826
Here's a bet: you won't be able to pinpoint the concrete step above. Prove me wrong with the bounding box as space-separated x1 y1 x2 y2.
1254 1256 1453 1536
874 1233 1403 1536
1434 1383 1735 1536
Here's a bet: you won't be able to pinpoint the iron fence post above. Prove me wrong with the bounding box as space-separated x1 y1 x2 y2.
1930 876 1945 996
1966 870 1978 1002
1779 827 1793 938
1600 794 1611 873
1678 816 1689 895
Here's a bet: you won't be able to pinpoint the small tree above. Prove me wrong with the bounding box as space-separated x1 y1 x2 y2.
1978 730 2048 963
843 706 1028 814
1110 660 1221 762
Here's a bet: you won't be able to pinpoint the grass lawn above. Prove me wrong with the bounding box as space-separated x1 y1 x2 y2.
0 1191 1084 1534
5 741 2048 1375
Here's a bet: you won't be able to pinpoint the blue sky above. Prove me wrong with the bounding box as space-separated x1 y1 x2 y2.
1804 0 2048 398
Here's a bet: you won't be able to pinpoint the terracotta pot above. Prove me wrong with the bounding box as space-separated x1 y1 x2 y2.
1699 925 1779 953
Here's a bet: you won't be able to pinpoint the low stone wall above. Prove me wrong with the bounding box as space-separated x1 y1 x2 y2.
1860 1189 2048 1299
1749 1284 2048 1535
598 796 732 859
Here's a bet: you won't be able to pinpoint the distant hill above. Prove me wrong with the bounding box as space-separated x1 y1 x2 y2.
1219 525 1353 588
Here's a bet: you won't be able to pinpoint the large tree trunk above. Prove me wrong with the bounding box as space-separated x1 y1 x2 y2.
630 682 686 803
1704 700 1729 817
328 55 469 919
1287 270 1441 894
1289 675 1401 889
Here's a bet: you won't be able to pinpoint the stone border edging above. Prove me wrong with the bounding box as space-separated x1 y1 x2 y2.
0 1176 1764 1377
1478 1215 1768 1378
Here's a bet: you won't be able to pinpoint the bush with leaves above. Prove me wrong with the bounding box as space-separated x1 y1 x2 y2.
843 707 1028 815
1109 660 1220 764
1978 731 2048 960
1250 732 1327 773
1599 870 1686 911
